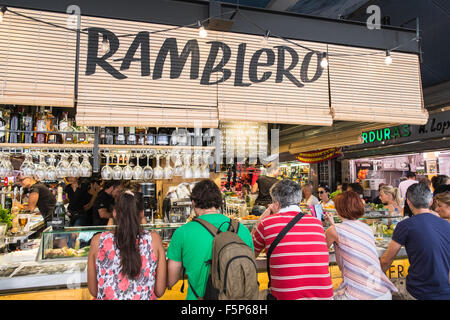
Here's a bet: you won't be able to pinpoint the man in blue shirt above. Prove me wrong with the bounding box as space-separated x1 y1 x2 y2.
380 183 450 300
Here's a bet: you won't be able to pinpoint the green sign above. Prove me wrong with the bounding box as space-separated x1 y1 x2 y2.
362 124 411 144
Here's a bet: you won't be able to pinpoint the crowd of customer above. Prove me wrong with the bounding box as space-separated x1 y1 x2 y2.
85 173 449 300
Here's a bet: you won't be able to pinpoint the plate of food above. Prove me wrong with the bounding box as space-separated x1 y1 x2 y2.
240 215 260 221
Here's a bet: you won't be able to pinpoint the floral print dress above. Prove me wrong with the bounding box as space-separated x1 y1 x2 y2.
96 231 158 300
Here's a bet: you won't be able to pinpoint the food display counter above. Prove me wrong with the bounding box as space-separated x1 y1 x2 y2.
0 212 409 300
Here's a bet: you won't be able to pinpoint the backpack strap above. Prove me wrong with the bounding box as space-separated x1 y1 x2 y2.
227 218 240 234
193 217 219 237
180 267 202 300
266 211 305 288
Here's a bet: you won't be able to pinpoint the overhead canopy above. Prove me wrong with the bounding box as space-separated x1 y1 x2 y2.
0 8 76 107
0 6 428 149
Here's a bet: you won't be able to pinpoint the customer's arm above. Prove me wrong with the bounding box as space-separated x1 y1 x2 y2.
87 233 101 298
167 259 183 289
379 240 402 273
151 231 167 298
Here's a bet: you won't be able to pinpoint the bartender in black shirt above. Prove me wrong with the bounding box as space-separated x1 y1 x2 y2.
92 180 122 226
17 174 56 225
64 177 100 226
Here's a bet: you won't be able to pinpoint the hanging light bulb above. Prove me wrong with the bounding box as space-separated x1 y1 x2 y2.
198 21 207 38
320 52 328 69
261 30 270 47
385 50 392 65
0 7 7 23
101 34 110 53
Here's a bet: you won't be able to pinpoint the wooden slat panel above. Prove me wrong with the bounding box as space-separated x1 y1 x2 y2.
76 13 332 127
0 7 76 108
328 45 428 125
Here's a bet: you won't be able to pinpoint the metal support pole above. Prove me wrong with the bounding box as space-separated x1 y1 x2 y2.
93 127 100 172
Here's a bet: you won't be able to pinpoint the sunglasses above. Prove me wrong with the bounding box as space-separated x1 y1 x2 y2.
318 190 326 194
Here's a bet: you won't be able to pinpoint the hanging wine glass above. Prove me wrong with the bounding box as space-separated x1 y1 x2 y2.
68 153 82 178
112 153 123 180
163 154 174 180
0 154 8 178
201 152 210 178
34 153 48 181
57 153 70 178
182 154 193 179
173 152 183 177
80 153 92 178
143 152 153 181
192 154 202 179
3 153 14 178
20 154 35 178
153 153 164 180
101 153 113 180
46 154 58 181
133 153 144 180
122 153 134 180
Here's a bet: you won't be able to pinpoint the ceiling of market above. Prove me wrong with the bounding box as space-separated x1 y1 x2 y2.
213 0 450 149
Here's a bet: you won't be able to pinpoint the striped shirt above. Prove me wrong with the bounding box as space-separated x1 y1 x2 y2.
253 206 333 300
334 220 397 299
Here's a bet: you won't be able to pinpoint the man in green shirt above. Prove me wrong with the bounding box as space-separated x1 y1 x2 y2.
167 179 254 300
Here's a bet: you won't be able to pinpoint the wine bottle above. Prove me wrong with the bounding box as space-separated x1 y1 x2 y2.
47 108 58 144
136 127 146 145
170 127 179 146
35 107 47 144
0 109 6 143
77 125 87 144
127 126 137 145
99 127 106 144
65 117 75 144
8 107 20 143
105 127 114 145
116 127 126 145
145 127 156 145
156 127 169 146
21 111 34 144
58 112 69 143
52 186 66 230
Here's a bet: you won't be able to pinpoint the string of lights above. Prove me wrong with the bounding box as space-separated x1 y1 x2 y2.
0 5 420 66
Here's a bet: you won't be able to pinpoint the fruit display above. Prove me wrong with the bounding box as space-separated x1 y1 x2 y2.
382 224 395 237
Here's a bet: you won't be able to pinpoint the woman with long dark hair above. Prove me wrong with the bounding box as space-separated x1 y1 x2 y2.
87 190 167 300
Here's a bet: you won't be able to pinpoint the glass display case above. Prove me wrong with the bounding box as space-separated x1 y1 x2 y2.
38 220 259 261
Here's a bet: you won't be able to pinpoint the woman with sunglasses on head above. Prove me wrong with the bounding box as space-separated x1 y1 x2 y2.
87 190 167 300
318 185 335 210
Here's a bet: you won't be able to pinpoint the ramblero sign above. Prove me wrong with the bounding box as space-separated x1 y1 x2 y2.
85 27 324 87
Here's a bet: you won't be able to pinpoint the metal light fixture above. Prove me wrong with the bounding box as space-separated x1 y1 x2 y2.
261 30 270 47
198 21 207 38
320 52 328 69
101 34 110 53
0 7 7 23
385 50 392 65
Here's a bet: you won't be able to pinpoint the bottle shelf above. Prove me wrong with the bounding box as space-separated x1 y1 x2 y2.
0 143 94 149
98 144 215 151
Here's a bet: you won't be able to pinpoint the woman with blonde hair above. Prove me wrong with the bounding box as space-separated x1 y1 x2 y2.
433 186 450 222
379 185 403 216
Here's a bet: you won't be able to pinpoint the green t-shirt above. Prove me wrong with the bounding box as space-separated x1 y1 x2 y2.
167 214 254 300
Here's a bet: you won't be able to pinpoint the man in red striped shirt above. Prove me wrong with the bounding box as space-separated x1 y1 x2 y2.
252 179 333 300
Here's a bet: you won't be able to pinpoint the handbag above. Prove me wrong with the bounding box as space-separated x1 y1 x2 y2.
260 211 305 300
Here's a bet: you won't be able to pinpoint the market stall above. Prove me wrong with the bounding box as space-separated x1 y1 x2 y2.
0 4 428 300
